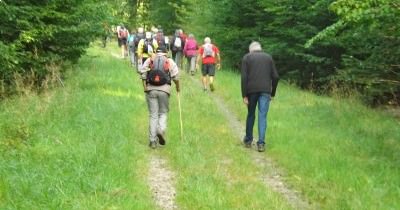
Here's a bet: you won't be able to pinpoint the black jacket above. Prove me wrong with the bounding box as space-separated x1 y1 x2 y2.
241 50 279 97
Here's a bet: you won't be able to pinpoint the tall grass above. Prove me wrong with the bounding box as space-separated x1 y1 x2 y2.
0 44 155 209
215 69 400 210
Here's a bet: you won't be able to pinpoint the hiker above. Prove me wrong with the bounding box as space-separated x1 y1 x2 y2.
183 33 198 75
118 26 129 58
170 30 184 68
137 31 158 66
134 27 145 67
155 28 167 50
127 29 136 67
115 25 121 45
178 29 187 68
241 41 279 152
151 26 158 39
196 37 221 92
138 46 180 149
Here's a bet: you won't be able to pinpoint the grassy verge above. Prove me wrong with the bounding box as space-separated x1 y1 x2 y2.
0 43 155 209
215 69 400 210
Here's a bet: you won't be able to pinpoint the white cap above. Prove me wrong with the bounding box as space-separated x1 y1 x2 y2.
145 32 152 39
204 37 211 44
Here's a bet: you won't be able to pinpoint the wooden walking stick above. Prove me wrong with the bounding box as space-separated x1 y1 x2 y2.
177 92 184 141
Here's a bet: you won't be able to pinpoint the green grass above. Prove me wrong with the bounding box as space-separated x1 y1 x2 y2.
215 69 400 210
0 44 155 209
160 74 292 209
1 43 399 209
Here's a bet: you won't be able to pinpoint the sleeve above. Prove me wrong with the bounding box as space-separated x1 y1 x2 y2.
139 57 151 80
169 59 179 80
137 40 144 56
198 47 203 56
214 46 220 54
270 58 280 97
241 55 248 98
153 40 158 52
183 42 187 55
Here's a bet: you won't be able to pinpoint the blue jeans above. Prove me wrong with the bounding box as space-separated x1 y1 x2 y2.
244 93 271 145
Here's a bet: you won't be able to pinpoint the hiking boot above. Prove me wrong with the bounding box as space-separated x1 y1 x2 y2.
243 137 252 148
149 141 157 149
257 143 265 152
210 83 215 92
244 142 252 148
157 133 166 145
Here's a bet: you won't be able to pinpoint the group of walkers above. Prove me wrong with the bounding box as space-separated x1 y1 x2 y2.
113 25 279 153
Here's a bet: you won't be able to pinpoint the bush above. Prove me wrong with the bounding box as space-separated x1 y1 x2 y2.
0 0 111 97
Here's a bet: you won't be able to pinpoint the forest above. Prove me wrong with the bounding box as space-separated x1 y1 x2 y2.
1 0 399 105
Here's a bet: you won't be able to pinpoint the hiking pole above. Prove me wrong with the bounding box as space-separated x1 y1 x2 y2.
177 92 184 141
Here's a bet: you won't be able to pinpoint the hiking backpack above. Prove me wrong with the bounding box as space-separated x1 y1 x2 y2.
203 44 215 58
128 34 135 46
147 55 171 86
143 39 154 54
119 29 128 38
173 36 182 50
186 39 197 50
134 33 145 47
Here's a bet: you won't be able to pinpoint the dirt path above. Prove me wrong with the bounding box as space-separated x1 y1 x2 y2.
148 155 178 210
190 76 312 210
108 50 178 209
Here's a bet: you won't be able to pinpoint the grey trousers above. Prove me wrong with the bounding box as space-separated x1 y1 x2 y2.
175 51 183 68
186 56 197 73
146 90 169 142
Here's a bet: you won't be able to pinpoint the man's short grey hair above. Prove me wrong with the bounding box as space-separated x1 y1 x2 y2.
204 37 211 44
249 41 262 52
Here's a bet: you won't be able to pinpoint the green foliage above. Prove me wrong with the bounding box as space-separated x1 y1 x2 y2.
307 0 400 105
0 45 156 209
174 0 399 105
0 0 111 96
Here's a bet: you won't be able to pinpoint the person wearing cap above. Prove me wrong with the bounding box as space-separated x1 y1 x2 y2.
117 26 129 58
138 46 180 149
134 27 145 66
196 37 221 92
137 31 158 65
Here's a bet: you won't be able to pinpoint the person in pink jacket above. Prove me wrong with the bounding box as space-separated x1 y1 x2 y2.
183 34 198 75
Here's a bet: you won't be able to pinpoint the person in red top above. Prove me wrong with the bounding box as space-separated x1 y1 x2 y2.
196 37 221 92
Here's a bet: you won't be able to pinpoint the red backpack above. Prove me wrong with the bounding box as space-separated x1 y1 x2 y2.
185 39 197 50
119 29 128 38
147 55 171 86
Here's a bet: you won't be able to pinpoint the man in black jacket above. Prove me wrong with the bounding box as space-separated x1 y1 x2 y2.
241 41 279 152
